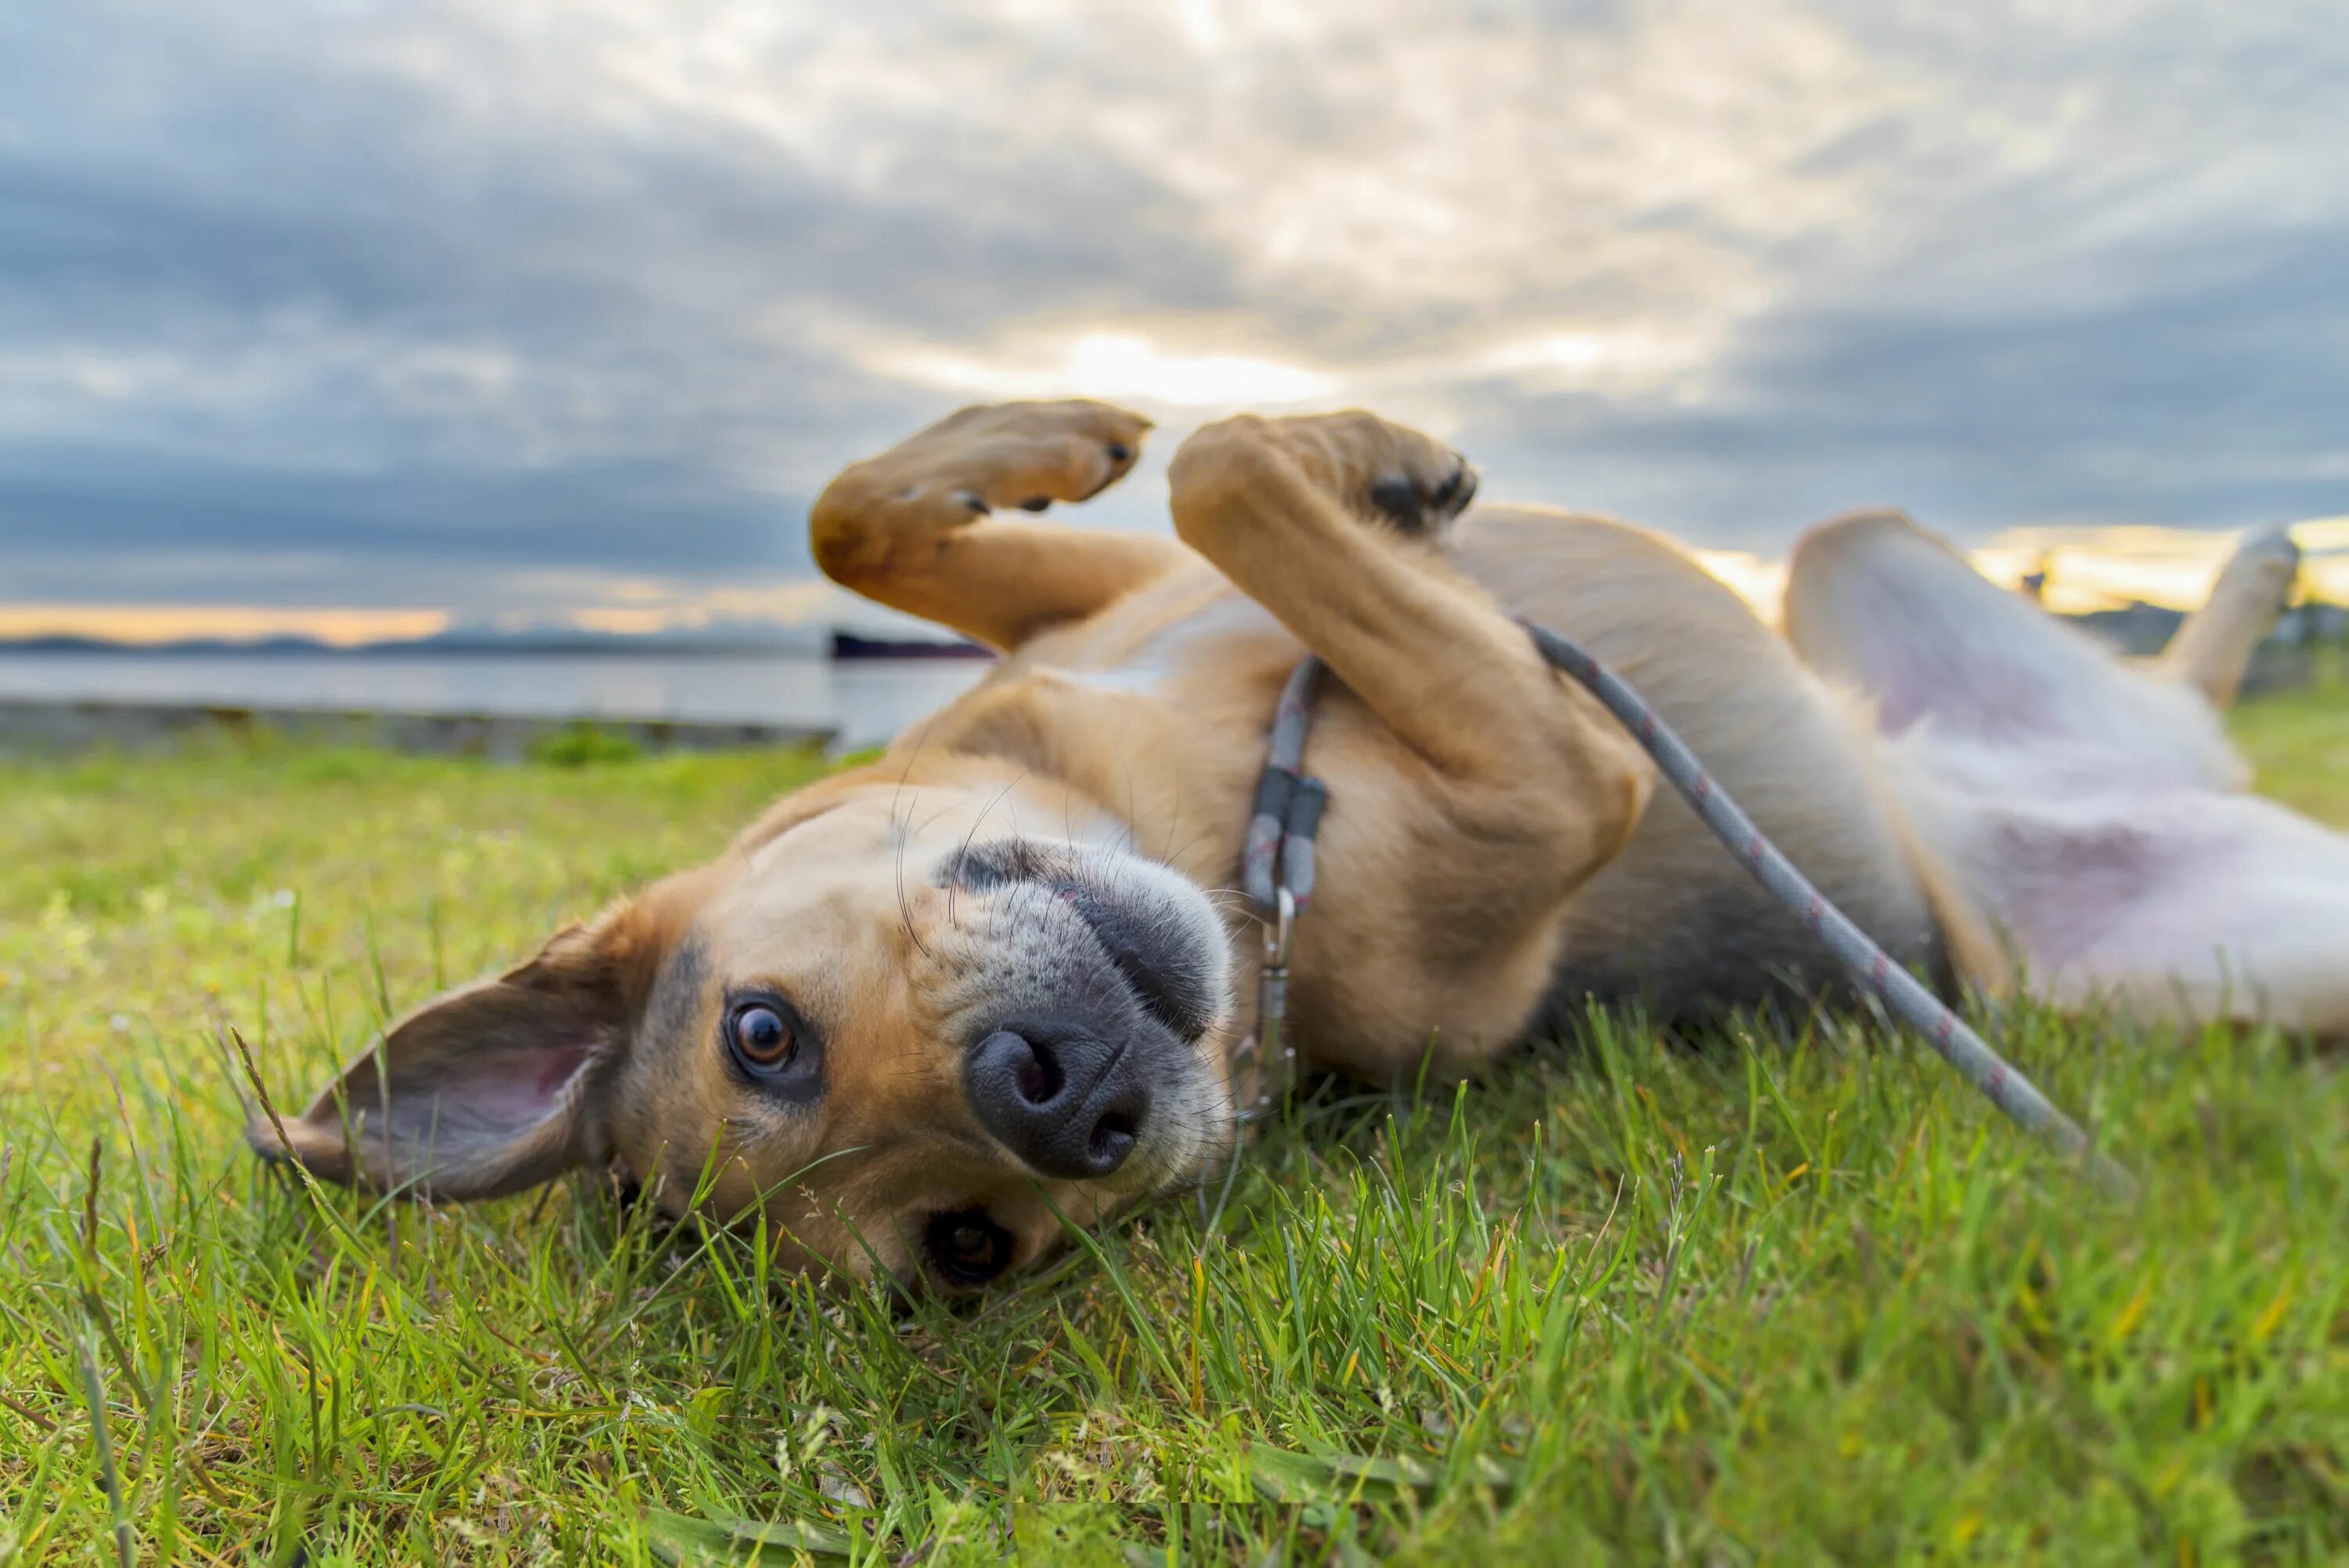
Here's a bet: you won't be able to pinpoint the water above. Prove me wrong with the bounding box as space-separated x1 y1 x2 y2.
0 651 993 752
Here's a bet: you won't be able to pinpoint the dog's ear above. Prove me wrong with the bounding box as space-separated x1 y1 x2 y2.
252 911 653 1200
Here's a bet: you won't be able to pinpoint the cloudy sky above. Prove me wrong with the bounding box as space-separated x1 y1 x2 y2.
3 0 2344 638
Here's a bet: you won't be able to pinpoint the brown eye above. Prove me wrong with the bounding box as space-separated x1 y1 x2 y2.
728 1002 795 1066
924 1208 1016 1287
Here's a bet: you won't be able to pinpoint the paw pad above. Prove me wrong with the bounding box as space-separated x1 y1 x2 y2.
1368 461 1478 535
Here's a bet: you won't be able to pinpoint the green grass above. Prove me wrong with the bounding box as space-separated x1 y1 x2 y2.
2231 650 2349 824
4 688 2346 1565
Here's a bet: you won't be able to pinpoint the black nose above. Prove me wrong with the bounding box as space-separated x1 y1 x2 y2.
965 1021 1149 1179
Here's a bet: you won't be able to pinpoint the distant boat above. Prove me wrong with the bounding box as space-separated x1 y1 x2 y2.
829 631 994 661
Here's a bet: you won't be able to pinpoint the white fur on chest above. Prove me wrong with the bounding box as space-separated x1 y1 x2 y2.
1046 587 1287 699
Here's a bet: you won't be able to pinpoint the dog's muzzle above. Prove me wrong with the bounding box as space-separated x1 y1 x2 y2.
943 838 1228 1181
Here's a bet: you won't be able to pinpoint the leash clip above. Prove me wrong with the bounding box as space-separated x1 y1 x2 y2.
1261 884 1295 971
1250 886 1297 1110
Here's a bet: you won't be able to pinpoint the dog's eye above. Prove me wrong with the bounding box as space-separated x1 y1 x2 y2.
727 1001 796 1068
716 993 824 1101
924 1208 1016 1288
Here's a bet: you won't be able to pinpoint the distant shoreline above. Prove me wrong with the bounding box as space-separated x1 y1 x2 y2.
0 633 995 661
0 645 997 755
0 696 835 759
0 637 832 659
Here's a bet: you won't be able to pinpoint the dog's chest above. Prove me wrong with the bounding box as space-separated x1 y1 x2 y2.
1031 577 1293 701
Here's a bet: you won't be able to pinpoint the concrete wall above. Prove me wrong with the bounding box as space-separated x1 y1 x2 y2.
0 700 832 761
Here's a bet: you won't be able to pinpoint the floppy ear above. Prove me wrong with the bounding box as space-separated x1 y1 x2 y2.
251 917 642 1200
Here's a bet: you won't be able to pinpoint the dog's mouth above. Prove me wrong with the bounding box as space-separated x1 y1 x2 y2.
938 836 1234 1198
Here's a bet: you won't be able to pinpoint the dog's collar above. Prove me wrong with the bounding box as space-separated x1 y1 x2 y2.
1230 655 1330 1113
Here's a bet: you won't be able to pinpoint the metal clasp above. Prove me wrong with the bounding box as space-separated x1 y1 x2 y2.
1250 886 1297 1110
1262 884 1295 971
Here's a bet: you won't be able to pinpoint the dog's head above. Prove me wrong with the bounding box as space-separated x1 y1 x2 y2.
254 760 1241 1290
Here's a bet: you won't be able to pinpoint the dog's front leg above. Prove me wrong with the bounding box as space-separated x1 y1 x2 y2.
1170 413 1654 1081
1168 412 1652 809
812 399 1188 651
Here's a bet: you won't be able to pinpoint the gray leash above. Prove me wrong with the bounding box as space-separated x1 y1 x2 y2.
1239 624 2140 1201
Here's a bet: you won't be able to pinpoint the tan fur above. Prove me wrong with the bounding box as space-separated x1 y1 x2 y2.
266 399 2325 1289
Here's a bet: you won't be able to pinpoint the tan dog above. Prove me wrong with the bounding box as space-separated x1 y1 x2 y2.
259 402 2347 1289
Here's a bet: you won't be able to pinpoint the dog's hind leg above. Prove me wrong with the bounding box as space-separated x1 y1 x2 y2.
2155 528 2302 708
1783 509 2242 788
811 399 1190 651
1784 509 2349 1037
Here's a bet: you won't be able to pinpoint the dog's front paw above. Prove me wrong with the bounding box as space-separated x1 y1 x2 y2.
915 398 1153 516
1171 410 1477 538
1366 456 1478 535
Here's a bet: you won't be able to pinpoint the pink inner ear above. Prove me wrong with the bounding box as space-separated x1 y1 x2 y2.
444 1040 596 1133
532 1042 594 1098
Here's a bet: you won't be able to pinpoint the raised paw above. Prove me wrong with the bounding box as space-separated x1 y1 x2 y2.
886 398 1153 517
1169 409 1477 539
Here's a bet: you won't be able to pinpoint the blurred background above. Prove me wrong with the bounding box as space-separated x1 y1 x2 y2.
2 0 2344 749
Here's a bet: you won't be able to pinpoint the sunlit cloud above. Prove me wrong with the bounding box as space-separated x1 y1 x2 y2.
1977 518 2349 614
1694 516 2349 627
1691 550 1792 622
0 605 452 647
870 330 1337 413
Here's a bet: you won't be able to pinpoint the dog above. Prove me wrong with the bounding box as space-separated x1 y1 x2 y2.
257 401 2348 1289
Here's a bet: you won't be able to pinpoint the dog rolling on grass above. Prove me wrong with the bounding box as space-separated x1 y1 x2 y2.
254 401 2349 1290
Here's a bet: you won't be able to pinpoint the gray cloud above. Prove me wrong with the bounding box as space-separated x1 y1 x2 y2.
1 0 2344 615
